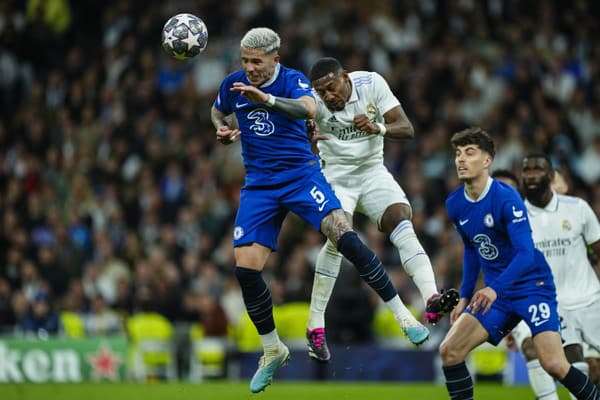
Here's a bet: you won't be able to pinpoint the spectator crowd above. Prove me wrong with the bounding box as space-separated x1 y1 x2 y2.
0 0 599 346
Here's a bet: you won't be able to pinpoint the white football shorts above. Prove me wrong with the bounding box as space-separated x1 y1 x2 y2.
323 163 409 229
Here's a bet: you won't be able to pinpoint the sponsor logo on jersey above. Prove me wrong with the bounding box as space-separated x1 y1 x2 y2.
535 238 571 258
473 233 499 260
298 79 309 89
511 205 526 223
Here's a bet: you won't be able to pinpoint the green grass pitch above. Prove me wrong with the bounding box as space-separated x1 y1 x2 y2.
0 382 571 400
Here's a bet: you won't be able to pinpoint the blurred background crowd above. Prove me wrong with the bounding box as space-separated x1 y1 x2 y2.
0 0 599 350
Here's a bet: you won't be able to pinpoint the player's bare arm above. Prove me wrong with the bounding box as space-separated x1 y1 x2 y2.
211 105 241 145
353 105 414 140
320 209 353 247
231 82 316 119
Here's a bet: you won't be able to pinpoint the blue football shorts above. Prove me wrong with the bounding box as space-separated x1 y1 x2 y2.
466 285 560 345
232 169 341 250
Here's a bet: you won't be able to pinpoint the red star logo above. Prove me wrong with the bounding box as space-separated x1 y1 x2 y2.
87 343 122 380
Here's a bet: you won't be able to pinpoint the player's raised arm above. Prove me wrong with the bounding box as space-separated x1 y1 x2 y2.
230 82 316 119
210 105 240 145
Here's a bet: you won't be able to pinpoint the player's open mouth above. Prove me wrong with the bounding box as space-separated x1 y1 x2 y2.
327 101 344 111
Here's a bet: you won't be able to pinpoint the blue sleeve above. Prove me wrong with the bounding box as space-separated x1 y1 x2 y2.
288 71 314 100
214 77 232 114
460 233 481 299
488 198 535 296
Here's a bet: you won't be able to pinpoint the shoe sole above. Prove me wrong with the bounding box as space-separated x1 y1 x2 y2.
426 289 460 314
308 351 330 363
408 330 430 346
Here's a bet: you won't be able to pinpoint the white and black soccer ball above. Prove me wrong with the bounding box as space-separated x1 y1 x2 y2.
161 13 208 60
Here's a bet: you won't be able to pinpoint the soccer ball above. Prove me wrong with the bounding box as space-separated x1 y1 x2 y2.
161 13 208 60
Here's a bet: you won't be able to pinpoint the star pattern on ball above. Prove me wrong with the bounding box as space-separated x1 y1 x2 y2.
181 29 202 50
163 33 177 50
179 13 197 28
162 13 207 60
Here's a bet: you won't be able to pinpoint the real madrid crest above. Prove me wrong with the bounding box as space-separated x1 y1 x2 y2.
484 213 494 228
562 219 571 231
366 103 377 120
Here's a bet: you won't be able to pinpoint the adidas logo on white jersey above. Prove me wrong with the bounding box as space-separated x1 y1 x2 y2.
328 115 338 122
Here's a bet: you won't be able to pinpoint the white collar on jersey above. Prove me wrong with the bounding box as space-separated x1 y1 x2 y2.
260 63 281 89
463 176 493 203
525 191 558 214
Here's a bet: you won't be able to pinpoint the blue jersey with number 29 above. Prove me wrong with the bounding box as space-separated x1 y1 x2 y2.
446 178 555 300
214 63 319 187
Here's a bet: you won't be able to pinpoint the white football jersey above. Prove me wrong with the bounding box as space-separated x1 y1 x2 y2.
314 71 400 180
526 193 600 309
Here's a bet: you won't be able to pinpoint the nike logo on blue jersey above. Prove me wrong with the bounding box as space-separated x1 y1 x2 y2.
236 102 249 108
459 219 469 226
534 319 549 327
318 200 329 212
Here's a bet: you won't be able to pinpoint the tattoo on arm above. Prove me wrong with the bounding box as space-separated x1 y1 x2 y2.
321 209 352 246
270 97 314 119
210 106 228 130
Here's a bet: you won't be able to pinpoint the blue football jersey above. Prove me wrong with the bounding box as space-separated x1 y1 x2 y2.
214 63 319 187
446 177 555 299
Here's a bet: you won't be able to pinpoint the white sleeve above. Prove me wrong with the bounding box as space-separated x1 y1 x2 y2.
581 199 600 245
371 72 401 115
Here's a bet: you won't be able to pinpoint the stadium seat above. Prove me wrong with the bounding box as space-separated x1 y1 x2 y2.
188 323 229 381
126 312 176 381
60 311 85 338
273 302 310 349
372 306 412 349
233 311 263 352
470 341 509 383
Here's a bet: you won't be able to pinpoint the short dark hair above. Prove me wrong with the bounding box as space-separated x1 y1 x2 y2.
491 169 518 183
523 153 552 170
450 127 495 157
309 57 343 82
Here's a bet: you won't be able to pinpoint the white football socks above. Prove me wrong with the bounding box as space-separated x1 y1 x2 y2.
260 329 281 354
527 359 559 400
386 295 416 322
390 220 438 303
308 240 342 330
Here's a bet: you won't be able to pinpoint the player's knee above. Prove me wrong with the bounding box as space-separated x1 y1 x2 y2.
538 355 569 379
439 339 466 365
381 204 411 234
521 338 538 361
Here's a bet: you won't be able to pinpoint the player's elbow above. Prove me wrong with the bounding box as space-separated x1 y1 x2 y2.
305 103 317 119
301 96 317 119
404 121 415 139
